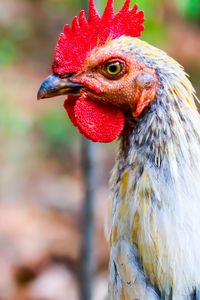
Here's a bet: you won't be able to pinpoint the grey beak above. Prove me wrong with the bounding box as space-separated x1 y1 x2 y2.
37 74 84 100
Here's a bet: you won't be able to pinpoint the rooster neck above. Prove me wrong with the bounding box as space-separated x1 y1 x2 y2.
113 86 200 208
109 86 200 297
121 97 194 167
107 37 200 300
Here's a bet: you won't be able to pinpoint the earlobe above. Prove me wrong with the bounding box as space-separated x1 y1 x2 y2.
131 71 158 118
132 88 156 117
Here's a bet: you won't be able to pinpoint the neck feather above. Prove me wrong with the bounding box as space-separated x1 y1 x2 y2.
109 80 200 295
108 38 200 298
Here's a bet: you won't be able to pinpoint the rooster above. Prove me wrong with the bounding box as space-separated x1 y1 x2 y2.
37 0 200 299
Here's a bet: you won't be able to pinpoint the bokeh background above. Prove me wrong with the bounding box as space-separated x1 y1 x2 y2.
0 0 200 299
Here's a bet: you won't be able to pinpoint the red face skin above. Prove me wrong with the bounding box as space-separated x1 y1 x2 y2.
70 48 158 118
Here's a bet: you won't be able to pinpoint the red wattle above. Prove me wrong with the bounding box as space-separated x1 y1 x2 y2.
64 96 78 126
64 94 125 143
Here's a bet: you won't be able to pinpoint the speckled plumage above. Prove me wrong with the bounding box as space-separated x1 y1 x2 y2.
103 37 200 299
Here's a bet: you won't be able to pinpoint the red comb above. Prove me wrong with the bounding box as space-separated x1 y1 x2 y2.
52 0 144 74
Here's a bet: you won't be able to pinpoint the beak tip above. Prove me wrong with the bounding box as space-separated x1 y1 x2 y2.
37 83 49 100
37 75 55 101
37 89 43 100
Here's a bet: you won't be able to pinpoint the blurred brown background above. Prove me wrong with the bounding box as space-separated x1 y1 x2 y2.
0 0 200 299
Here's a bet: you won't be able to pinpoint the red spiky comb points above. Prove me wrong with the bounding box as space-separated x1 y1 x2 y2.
52 0 144 74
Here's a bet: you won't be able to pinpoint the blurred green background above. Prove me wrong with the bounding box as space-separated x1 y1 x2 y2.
0 1 200 299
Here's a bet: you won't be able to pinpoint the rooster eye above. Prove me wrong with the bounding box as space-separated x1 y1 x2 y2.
103 61 124 79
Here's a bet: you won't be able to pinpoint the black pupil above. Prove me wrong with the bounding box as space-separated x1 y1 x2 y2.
109 64 118 73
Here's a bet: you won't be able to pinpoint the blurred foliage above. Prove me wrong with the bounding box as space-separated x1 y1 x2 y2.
0 101 30 137
36 107 77 156
0 39 17 65
0 88 31 137
176 0 200 21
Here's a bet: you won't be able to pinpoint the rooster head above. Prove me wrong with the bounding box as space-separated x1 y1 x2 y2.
37 0 159 143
